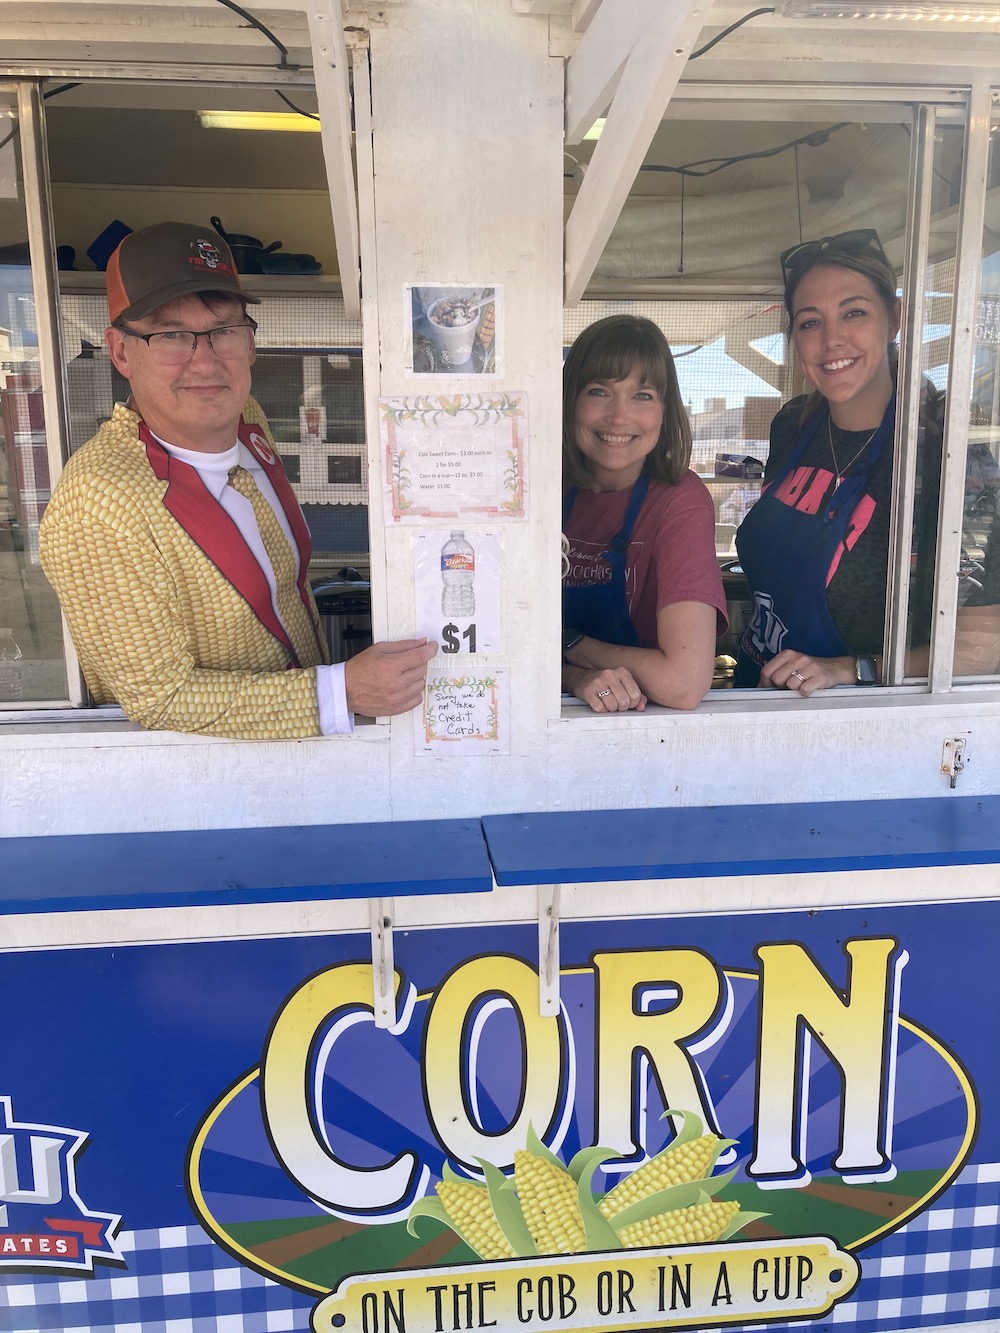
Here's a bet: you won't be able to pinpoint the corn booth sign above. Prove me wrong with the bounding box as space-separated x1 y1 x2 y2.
1 902 991 1333
181 908 979 1333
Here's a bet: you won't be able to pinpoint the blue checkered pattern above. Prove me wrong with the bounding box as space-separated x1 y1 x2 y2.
828 1160 1000 1330
0 1223 314 1332
732 1162 1000 1333
0 1164 997 1333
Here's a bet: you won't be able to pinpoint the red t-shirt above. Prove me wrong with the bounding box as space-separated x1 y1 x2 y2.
563 472 728 648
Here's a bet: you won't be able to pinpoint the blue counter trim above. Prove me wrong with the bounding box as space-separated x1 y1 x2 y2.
0 819 492 915
481 796 1000 885
4 798 998 916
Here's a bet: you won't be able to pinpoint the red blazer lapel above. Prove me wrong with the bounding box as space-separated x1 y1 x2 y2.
140 423 298 662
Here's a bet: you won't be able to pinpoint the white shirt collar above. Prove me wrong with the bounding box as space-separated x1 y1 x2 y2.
152 433 264 501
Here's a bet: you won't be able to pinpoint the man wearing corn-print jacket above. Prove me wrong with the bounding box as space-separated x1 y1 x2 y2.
40 221 435 739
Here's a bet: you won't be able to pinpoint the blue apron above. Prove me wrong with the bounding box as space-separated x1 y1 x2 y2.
734 398 895 687
562 473 650 648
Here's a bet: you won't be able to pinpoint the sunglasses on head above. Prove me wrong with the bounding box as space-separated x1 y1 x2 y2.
780 229 891 284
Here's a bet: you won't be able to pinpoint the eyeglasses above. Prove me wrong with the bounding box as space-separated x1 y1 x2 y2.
118 318 257 365
780 229 891 285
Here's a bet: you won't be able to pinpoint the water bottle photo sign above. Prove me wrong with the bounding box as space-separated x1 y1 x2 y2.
413 531 502 655
441 532 475 617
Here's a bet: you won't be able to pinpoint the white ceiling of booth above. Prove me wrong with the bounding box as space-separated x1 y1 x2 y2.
3 0 997 88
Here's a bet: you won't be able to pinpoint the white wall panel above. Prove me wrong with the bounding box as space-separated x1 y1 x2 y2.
364 0 565 820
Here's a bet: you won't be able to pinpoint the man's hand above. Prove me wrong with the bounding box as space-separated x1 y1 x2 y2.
344 638 438 717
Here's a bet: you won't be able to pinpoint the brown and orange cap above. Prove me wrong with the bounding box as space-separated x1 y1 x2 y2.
106 221 261 323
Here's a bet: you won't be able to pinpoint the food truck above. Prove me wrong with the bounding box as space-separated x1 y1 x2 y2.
1 2 999 1331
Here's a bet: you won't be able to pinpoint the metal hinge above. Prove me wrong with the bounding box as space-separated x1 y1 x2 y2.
941 737 967 789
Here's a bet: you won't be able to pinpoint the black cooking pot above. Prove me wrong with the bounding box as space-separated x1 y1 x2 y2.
260 251 322 275
210 216 281 275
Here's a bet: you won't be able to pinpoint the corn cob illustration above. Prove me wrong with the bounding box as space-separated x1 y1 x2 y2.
514 1149 587 1254
435 1180 516 1261
408 1113 760 1263
600 1132 721 1220
617 1198 740 1249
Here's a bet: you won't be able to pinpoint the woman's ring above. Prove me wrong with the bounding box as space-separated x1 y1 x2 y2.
790 670 805 683
596 688 611 699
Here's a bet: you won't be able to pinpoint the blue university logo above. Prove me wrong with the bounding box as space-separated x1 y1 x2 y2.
747 591 788 659
0 1096 123 1273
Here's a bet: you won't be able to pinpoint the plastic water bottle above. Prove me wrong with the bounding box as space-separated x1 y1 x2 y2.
441 531 475 617
0 628 23 702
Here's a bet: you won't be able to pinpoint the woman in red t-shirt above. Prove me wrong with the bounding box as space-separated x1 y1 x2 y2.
561 315 727 712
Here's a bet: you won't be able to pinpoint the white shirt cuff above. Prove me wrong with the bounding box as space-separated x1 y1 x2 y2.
316 662 354 735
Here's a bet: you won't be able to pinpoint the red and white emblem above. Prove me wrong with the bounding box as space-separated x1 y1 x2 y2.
195 239 222 270
247 432 276 466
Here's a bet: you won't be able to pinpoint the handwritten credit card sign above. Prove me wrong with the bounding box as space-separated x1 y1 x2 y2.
417 669 509 756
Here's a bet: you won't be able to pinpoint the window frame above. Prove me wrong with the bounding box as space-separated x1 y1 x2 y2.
4 79 82 709
2 72 367 724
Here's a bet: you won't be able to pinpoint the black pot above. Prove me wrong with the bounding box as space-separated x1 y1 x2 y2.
260 251 321 275
210 216 281 274
228 243 265 274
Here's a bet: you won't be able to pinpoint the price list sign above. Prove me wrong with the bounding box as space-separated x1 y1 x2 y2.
413 530 501 655
381 393 526 523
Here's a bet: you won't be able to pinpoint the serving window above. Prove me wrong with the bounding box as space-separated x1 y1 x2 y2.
563 93 1000 700
3 80 1000 723
0 78 369 716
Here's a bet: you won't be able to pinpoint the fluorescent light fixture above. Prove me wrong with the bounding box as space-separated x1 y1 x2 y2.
583 118 606 141
782 0 1000 16
197 110 321 132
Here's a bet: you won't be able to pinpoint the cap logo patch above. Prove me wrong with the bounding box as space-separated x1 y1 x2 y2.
196 239 223 269
186 240 235 277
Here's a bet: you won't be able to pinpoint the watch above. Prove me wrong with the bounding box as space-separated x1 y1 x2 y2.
855 655 878 685
562 627 584 653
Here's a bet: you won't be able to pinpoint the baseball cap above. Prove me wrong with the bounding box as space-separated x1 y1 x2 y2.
106 221 261 323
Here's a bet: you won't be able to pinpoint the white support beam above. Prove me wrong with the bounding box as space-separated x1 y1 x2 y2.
565 0 669 146
307 0 361 318
571 0 603 33
564 0 706 305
